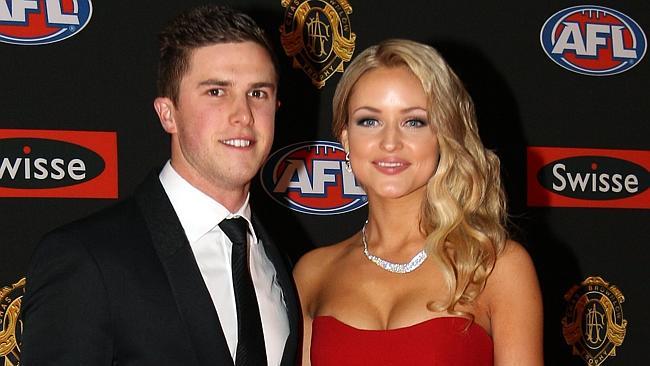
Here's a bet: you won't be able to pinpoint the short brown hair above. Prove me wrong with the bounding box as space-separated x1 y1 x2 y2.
157 4 278 103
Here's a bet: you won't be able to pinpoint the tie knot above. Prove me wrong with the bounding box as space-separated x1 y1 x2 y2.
219 217 249 246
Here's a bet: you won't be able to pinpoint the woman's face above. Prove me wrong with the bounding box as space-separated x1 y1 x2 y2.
341 66 440 200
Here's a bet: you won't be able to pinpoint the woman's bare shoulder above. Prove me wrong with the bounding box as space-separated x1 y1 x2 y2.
482 239 542 323
293 237 356 284
485 243 544 364
293 237 357 314
495 240 536 276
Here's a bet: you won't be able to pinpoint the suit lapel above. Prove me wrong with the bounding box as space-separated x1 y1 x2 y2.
252 214 300 366
135 172 234 366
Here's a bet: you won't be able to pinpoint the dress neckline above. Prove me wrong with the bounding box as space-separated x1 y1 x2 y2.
313 315 492 339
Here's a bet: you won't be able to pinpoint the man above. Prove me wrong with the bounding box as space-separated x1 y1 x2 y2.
20 5 299 366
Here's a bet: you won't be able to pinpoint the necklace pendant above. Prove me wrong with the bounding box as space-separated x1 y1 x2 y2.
361 221 428 274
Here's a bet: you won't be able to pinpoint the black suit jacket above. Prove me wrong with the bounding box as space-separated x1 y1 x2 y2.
20 172 300 366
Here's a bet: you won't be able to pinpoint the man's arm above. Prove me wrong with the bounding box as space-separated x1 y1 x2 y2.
20 229 114 365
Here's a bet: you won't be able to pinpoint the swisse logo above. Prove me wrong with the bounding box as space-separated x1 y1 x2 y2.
261 141 366 215
540 5 647 76
0 138 103 188
528 147 649 209
0 129 117 198
539 157 647 200
0 0 93 45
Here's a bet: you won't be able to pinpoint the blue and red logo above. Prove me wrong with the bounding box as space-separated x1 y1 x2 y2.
0 0 93 45
540 5 646 76
261 141 367 215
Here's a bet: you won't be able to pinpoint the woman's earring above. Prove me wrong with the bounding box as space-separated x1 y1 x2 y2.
344 151 352 173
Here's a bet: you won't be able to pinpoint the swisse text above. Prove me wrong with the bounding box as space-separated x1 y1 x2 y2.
0 138 105 189
539 156 648 200
1 157 86 180
552 163 638 193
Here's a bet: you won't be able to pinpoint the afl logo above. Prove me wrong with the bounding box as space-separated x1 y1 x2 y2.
261 141 366 215
540 5 646 75
0 0 93 45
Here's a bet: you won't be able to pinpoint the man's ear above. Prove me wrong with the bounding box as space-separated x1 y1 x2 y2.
153 97 177 134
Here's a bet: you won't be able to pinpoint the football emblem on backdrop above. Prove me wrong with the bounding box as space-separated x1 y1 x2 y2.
261 141 366 215
0 0 93 45
540 5 646 75
280 0 356 88
0 278 25 366
563 276 627 366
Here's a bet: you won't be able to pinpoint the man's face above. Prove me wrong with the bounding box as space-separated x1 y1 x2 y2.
156 41 277 196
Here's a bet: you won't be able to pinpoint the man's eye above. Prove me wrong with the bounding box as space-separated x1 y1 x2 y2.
356 118 379 127
249 90 268 99
208 89 224 96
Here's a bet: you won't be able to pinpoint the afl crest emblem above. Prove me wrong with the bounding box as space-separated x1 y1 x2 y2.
0 277 25 366
562 276 627 366
280 0 356 88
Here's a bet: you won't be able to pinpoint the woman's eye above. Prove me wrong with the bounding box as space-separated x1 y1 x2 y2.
404 119 427 128
357 118 379 127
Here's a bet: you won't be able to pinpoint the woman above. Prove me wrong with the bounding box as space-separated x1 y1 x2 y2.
293 39 543 365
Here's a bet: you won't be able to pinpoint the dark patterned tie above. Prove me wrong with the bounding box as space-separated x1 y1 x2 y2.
219 217 267 366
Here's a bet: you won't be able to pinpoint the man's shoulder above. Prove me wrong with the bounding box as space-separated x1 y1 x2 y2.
39 196 143 253
50 171 167 241
63 196 140 232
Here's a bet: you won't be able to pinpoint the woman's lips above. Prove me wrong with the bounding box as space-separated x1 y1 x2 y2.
372 159 410 174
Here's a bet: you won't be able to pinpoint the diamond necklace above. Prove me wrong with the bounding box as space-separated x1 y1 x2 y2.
361 220 428 274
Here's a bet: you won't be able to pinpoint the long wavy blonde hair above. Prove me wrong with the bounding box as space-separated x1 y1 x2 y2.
332 39 508 316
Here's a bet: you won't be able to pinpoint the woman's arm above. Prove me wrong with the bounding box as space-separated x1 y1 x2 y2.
293 248 327 366
488 241 544 366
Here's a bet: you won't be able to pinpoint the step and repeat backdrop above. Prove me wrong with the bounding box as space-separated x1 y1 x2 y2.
1 1 648 365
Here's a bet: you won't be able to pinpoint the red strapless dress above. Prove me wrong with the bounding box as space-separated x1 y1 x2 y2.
310 316 493 366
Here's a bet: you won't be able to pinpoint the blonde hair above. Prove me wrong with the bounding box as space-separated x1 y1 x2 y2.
333 39 507 316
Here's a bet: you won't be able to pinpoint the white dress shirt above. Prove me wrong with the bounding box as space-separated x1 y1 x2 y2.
159 161 289 365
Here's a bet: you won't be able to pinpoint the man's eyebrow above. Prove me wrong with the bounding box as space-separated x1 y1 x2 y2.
196 80 276 90
250 81 277 89
197 79 231 87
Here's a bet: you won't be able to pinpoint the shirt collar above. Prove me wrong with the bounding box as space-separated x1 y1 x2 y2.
158 161 256 244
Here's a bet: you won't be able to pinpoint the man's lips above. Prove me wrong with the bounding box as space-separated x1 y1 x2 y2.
220 138 253 148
